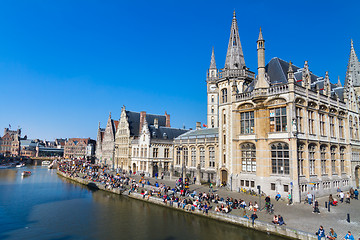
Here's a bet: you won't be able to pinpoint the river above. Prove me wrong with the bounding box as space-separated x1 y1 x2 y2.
0 166 287 240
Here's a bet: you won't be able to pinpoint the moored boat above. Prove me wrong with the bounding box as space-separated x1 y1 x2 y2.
16 163 25 168
42 161 51 166
21 171 32 176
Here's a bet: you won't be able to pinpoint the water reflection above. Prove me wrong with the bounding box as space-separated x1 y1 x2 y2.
0 168 287 240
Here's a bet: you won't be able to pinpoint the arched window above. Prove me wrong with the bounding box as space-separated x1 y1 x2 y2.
340 147 345 173
297 144 304 176
271 143 289 175
308 144 316 175
209 147 215 168
183 148 188 166
349 116 353 139
176 148 181 165
221 88 227 103
241 143 256 172
200 147 205 168
320 145 327 175
191 147 196 167
331 146 336 174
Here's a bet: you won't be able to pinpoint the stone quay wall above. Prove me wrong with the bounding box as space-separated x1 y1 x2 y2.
57 171 317 240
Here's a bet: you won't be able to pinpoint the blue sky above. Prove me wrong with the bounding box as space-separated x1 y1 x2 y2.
0 0 359 140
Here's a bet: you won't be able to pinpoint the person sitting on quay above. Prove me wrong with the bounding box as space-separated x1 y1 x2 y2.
250 211 258 226
329 194 338 206
316 225 325 240
214 205 220 212
272 215 278 224
277 215 285 226
243 210 249 219
343 231 355 240
327 228 337 240
275 192 281 201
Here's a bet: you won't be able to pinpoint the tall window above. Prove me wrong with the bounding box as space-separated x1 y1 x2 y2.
298 144 304 176
271 143 289 174
191 148 196 167
221 88 227 103
211 107 214 114
308 111 315 135
320 145 327 175
223 134 226 145
339 118 344 138
270 107 287 132
350 116 354 139
240 111 255 134
164 148 169 158
340 147 345 173
211 95 214 103
153 148 158 158
309 144 316 175
241 143 256 172
319 113 326 136
296 108 303 133
330 116 335 138
223 110 226 125
176 148 181 165
331 146 336 174
209 147 215 168
200 147 205 168
355 117 359 140
183 148 188 166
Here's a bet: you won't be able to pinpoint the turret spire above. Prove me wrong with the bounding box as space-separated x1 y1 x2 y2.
258 27 263 41
287 61 295 83
255 27 268 89
337 76 342 87
345 39 360 87
210 47 216 69
224 10 246 70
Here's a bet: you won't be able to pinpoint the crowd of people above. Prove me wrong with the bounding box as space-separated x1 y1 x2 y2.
59 159 359 238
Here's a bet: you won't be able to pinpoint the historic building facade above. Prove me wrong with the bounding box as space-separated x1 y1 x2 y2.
173 124 218 184
0 128 21 156
64 138 96 159
96 113 118 167
200 11 360 202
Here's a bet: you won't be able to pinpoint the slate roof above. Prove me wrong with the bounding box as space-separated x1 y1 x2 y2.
126 111 167 136
246 57 345 101
175 128 219 140
149 126 188 140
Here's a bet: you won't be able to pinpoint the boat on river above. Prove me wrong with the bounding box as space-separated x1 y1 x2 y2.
42 161 51 166
16 163 25 168
21 171 32 176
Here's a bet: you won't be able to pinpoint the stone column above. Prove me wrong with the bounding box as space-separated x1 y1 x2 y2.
159 162 163 179
148 161 153 178
196 164 201 185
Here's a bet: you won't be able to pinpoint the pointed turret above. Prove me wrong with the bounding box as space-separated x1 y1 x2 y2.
210 47 216 69
324 71 331 96
345 39 360 88
287 61 295 84
302 61 311 89
255 27 268 89
337 76 342 87
224 10 246 70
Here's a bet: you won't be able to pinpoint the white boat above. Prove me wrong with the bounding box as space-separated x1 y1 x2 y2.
42 161 51 166
16 163 25 168
21 171 32 176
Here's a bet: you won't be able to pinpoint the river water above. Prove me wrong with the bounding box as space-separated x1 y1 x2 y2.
0 166 287 240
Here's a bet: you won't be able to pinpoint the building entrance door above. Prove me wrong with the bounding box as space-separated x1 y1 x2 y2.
132 163 137 173
153 163 158 177
220 170 228 186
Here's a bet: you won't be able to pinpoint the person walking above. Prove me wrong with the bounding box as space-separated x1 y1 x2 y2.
313 200 320 214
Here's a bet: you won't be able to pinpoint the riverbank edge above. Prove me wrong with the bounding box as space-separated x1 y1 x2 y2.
57 171 317 240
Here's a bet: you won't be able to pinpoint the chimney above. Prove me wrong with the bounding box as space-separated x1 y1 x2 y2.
165 111 170 127
154 118 159 129
196 122 201 130
139 111 146 134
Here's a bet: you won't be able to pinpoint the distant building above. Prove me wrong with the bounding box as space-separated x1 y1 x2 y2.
64 138 96 159
0 128 21 156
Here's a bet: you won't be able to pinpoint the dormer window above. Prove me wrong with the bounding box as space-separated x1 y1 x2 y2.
152 132 156 138
163 133 167 139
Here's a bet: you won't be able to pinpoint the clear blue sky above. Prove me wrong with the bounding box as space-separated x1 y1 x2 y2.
1 0 359 140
